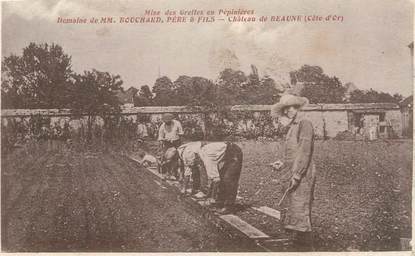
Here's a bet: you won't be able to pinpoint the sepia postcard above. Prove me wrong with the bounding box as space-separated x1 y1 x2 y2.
0 0 413 254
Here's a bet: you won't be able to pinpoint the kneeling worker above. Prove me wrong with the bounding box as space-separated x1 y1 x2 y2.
162 141 243 214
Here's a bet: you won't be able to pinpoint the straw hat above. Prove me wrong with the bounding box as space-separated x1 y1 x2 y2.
271 94 309 117
162 113 174 122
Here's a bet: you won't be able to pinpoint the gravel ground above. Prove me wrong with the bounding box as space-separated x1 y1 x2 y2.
236 139 412 251
1 144 256 252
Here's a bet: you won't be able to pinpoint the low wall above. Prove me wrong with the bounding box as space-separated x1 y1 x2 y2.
1 103 402 148
385 109 403 136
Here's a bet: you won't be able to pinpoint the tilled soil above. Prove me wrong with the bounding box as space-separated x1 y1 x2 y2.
1 146 254 252
237 139 412 251
140 139 412 251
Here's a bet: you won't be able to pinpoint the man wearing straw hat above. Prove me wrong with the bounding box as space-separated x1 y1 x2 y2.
271 94 317 251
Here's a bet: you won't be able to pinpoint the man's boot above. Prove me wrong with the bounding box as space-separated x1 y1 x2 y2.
292 231 314 252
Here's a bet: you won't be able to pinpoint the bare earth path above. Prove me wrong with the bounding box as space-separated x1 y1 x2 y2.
1 147 250 252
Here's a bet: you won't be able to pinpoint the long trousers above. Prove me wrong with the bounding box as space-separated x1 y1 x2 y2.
216 143 243 207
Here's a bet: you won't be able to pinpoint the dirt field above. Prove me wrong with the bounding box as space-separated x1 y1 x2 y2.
2 139 412 252
1 144 254 252
236 139 412 251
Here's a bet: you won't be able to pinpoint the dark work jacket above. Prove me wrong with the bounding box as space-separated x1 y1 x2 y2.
281 115 317 232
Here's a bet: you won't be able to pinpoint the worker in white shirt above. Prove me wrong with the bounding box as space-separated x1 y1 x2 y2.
162 141 243 214
158 113 184 149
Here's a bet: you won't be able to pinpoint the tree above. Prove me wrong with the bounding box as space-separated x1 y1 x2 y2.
1 42 73 109
70 69 122 114
239 66 282 104
134 85 153 106
216 68 247 105
349 89 403 103
174 76 217 107
257 75 282 104
139 85 153 100
152 76 177 106
300 76 346 104
215 66 282 105
173 75 220 139
238 66 260 104
290 65 346 103
70 69 123 142
290 65 325 85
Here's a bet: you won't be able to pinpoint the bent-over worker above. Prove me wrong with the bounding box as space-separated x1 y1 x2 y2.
162 141 243 214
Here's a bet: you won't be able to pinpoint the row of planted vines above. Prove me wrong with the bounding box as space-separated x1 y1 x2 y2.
1 110 288 154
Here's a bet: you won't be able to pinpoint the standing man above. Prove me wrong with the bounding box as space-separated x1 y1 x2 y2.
158 113 184 149
271 94 317 251
158 113 184 179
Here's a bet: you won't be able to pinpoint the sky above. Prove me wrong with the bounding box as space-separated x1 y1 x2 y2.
1 0 414 96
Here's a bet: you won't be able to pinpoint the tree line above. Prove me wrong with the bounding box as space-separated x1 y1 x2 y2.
1 43 123 116
134 63 404 106
1 42 404 112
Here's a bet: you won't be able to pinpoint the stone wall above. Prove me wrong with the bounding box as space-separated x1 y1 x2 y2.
322 111 350 138
1 103 403 147
385 109 403 136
